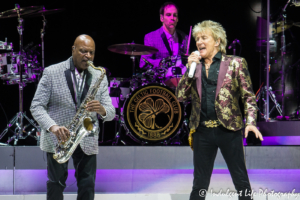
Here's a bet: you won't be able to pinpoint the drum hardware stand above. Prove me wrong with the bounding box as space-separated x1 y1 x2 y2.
179 101 191 143
257 86 282 119
162 119 189 146
180 118 190 138
0 4 40 145
41 14 47 69
166 129 182 145
112 115 125 146
112 114 151 146
0 112 40 145
277 0 291 119
111 132 121 145
100 114 120 143
129 41 138 91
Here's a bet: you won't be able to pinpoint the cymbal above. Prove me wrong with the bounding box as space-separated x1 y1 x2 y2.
23 8 65 18
108 43 158 56
0 6 44 19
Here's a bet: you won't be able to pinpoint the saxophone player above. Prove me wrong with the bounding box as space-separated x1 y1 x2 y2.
30 35 115 200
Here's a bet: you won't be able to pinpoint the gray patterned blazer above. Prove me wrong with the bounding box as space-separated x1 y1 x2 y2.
140 26 188 68
30 57 115 155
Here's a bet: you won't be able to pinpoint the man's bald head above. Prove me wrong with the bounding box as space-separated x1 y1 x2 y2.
72 34 95 72
73 34 95 49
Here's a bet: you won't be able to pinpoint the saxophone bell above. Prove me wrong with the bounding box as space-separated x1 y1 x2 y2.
83 116 97 134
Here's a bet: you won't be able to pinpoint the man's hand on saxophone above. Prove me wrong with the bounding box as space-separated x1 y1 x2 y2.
50 125 70 143
86 100 106 117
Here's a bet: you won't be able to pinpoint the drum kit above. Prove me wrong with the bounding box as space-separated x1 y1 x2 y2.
0 4 63 145
0 4 189 146
106 43 190 145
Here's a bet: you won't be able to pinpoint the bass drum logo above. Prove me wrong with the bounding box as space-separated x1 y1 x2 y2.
124 85 182 143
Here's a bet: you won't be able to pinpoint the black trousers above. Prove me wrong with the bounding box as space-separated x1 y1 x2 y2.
190 125 252 200
46 145 96 200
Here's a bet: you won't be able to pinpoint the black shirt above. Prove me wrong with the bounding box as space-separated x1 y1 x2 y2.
199 51 222 123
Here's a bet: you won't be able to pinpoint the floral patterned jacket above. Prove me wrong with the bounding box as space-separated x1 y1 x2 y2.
175 54 258 147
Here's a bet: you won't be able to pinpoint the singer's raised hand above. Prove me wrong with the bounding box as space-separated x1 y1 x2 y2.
187 52 201 68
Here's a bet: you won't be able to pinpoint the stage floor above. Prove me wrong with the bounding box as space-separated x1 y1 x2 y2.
0 188 299 200
0 146 299 199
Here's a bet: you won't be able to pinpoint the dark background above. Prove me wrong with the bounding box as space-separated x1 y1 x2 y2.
0 0 299 144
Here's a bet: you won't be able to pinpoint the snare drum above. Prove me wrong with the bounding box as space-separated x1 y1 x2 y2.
160 55 188 88
122 83 183 144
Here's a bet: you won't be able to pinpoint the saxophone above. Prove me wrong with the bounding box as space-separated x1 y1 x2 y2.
53 61 106 164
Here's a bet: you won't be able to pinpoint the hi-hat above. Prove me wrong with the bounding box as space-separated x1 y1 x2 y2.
108 43 158 56
0 6 44 19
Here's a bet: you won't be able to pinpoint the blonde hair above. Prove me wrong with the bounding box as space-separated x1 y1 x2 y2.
192 20 227 54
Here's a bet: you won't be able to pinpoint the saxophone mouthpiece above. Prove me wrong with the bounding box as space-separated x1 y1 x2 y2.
86 60 105 74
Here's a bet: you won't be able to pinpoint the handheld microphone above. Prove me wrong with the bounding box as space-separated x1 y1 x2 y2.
228 39 240 49
188 51 200 78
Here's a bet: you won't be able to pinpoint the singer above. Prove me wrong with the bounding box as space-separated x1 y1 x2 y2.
175 20 263 200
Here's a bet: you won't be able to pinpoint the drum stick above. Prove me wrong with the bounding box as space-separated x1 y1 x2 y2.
186 26 192 55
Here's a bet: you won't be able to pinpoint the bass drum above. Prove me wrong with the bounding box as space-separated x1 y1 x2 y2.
122 83 184 144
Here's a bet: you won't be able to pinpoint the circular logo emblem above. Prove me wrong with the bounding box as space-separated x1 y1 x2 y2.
125 85 182 142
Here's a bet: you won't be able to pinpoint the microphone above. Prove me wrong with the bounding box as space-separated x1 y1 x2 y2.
188 51 200 78
228 39 240 50
142 58 153 67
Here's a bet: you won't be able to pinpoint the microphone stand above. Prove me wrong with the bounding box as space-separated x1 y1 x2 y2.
228 39 239 56
232 42 236 56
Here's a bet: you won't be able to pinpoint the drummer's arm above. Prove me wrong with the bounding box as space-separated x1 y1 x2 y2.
140 55 161 69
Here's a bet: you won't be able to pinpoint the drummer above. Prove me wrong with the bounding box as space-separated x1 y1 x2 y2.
139 2 188 72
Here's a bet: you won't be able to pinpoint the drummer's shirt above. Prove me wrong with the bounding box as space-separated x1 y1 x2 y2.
197 51 221 128
162 27 182 75
163 27 179 56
